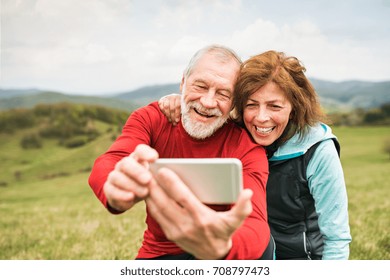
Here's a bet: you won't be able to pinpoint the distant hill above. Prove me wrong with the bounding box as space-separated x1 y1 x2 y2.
310 79 390 109
0 90 138 112
113 79 390 110
0 88 42 99
1 78 389 111
113 83 181 106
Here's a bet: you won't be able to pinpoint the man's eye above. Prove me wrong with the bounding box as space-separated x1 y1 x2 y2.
195 85 207 90
217 92 231 100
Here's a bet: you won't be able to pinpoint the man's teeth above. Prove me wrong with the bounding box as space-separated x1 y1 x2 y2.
195 108 214 118
256 126 274 134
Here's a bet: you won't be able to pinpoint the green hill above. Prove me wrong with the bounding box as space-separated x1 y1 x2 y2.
1 78 389 111
0 120 113 184
0 91 138 112
0 104 145 259
1 123 389 259
0 103 130 184
0 103 389 259
310 79 390 109
113 80 390 109
113 83 181 107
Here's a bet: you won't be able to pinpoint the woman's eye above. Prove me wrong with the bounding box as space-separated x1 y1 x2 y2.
268 103 282 109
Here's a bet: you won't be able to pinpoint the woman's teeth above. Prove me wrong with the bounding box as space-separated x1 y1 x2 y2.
256 126 274 134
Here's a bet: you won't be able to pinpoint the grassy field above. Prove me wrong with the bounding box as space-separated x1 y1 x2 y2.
334 126 390 260
0 125 389 260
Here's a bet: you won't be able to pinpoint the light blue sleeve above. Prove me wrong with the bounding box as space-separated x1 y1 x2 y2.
307 139 352 260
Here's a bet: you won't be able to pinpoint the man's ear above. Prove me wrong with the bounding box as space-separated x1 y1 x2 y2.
180 76 185 93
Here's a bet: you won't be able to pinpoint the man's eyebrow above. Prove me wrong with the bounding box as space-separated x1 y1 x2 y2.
219 89 233 97
192 79 233 94
192 79 207 84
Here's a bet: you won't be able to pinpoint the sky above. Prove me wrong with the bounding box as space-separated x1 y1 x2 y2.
1 0 390 95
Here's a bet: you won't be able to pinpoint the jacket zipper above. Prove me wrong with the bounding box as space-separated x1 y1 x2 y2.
303 232 312 260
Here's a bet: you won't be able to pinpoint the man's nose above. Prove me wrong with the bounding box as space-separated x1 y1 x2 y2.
200 90 218 108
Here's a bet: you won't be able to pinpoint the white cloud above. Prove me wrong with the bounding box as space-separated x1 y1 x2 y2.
1 0 389 93
84 44 113 64
169 36 210 61
227 18 390 82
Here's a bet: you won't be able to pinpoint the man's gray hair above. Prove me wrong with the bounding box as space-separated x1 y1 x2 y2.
183 44 242 78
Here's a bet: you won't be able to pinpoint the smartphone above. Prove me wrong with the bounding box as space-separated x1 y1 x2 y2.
150 158 243 204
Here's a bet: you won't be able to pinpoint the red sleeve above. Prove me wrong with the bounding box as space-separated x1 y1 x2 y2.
88 103 161 211
224 138 270 260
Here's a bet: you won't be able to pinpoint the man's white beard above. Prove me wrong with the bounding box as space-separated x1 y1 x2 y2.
181 97 229 140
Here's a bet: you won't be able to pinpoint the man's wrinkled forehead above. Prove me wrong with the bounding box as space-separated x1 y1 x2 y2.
184 47 242 78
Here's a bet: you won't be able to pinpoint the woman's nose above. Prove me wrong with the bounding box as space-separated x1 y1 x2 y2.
256 109 270 121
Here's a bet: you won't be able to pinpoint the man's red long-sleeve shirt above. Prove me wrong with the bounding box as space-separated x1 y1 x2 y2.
88 102 269 259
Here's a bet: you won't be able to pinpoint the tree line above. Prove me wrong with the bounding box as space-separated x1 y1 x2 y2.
0 103 129 149
0 102 389 149
328 102 390 126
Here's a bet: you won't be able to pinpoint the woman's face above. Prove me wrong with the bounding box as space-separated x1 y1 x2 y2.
243 82 292 146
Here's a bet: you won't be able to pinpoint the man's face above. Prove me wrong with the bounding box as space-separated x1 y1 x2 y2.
180 53 240 139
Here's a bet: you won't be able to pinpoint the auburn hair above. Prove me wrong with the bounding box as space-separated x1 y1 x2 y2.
232 50 327 143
